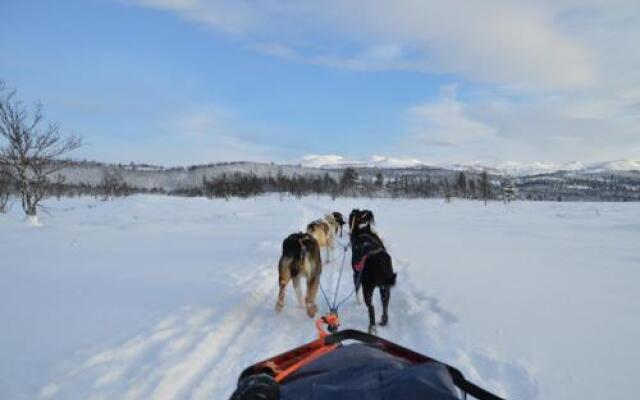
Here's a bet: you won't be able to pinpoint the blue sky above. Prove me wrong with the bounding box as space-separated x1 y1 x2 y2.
1 0 639 166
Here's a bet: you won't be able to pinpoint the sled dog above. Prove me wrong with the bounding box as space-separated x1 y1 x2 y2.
306 212 345 263
351 229 396 335
349 209 385 250
275 232 322 318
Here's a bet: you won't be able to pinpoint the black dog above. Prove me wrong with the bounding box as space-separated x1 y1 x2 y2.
349 209 384 247
349 209 375 235
349 209 386 291
349 209 396 334
349 209 385 299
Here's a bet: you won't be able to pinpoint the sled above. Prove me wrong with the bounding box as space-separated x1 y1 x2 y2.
229 328 505 400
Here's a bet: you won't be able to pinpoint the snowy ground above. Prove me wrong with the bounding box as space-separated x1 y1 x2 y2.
1 195 638 399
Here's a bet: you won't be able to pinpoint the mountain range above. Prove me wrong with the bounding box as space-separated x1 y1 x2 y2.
300 155 640 176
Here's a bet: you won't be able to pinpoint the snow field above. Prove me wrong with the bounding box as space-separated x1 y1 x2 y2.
0 195 638 399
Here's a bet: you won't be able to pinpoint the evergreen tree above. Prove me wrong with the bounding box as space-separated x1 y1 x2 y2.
340 167 359 191
375 172 384 187
456 172 467 198
479 171 491 206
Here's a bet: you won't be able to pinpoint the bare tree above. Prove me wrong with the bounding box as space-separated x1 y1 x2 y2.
0 163 10 213
100 167 125 200
0 82 81 217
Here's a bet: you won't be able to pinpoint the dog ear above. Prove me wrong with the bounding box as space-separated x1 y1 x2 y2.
363 210 374 225
349 210 358 232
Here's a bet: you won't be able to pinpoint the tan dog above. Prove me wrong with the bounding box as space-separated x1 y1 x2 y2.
306 212 345 263
275 232 322 317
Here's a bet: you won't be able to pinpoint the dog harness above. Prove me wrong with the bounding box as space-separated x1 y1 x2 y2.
354 248 384 271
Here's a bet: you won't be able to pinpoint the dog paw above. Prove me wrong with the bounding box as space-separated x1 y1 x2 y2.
368 325 377 335
306 303 318 318
275 302 284 313
379 315 388 326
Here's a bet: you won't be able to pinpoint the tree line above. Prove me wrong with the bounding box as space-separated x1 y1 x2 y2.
195 167 496 202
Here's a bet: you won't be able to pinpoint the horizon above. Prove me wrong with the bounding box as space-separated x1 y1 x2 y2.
1 1 639 166
57 156 640 178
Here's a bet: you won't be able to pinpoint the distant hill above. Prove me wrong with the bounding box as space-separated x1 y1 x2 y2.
50 159 640 201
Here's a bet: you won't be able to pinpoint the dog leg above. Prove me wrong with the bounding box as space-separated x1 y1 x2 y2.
363 285 376 334
276 257 292 313
276 278 289 313
379 285 390 326
305 275 319 318
353 272 362 305
292 276 304 307
326 237 334 264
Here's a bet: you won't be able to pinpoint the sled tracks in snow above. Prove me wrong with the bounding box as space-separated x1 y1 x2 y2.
37 263 318 400
38 206 539 399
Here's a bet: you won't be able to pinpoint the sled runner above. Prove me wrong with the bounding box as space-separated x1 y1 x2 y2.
229 321 505 400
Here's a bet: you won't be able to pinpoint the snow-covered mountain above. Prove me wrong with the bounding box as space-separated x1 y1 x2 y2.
300 155 640 176
301 155 423 169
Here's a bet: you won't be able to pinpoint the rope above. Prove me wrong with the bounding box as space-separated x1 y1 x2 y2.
334 267 363 311
318 242 351 314
318 240 378 316
331 248 349 309
318 278 333 313
332 248 383 311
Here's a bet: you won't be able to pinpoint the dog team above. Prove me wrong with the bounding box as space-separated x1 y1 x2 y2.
275 209 397 334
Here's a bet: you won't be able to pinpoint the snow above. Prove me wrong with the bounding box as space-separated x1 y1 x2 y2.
583 159 640 173
301 154 423 169
1 195 639 399
300 154 640 176
25 215 42 226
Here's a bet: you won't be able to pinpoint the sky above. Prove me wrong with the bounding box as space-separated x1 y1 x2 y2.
0 0 639 166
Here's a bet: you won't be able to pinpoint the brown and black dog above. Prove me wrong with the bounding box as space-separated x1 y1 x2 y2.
275 232 322 318
306 212 345 263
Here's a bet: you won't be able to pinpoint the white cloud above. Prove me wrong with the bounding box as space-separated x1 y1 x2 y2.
115 105 282 166
406 85 497 149
399 83 640 163
127 0 600 89
124 0 640 163
128 0 256 35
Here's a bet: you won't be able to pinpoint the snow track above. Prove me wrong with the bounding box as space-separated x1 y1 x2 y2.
32 199 538 399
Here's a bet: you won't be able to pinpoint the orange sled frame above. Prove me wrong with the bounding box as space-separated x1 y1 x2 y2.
236 314 505 400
